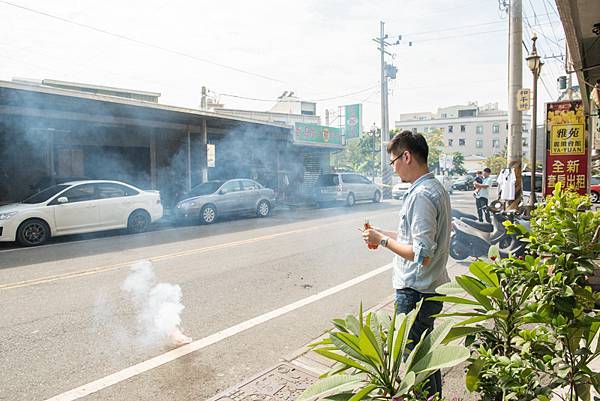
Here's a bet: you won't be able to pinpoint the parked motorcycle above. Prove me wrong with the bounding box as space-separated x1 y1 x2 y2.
449 204 529 260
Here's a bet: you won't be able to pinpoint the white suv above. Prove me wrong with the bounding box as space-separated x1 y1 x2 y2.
314 173 382 207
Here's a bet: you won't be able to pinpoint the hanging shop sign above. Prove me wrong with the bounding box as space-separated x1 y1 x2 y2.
293 123 343 147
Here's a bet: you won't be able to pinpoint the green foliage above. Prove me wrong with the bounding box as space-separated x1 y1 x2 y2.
422 130 444 173
297 302 469 401
332 134 381 176
434 184 600 401
484 146 508 175
451 152 467 176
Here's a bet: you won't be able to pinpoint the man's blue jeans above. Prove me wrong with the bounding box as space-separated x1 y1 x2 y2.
395 288 444 398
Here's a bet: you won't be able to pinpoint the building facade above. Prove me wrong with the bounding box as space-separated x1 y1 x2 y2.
395 102 533 160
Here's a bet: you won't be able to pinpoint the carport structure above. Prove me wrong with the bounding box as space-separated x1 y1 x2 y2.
0 80 292 206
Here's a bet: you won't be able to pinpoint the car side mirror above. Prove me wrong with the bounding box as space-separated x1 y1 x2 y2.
57 197 69 204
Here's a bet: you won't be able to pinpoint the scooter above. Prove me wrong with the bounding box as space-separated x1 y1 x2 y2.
450 206 529 260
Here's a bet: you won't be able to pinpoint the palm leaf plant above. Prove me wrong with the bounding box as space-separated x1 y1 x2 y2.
297 301 469 401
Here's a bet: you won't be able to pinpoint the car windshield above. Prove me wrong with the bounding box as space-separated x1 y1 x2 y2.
316 174 339 186
592 176 600 186
189 181 225 196
21 184 70 204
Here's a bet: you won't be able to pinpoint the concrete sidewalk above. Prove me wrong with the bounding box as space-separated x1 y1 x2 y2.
206 258 476 401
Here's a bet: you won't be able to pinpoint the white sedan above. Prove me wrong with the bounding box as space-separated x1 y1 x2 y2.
0 180 163 246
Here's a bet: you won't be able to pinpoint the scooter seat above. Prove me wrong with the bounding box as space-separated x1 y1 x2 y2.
452 209 478 221
460 217 494 232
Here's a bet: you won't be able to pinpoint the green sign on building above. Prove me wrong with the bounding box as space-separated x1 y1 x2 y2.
294 123 343 146
344 104 362 139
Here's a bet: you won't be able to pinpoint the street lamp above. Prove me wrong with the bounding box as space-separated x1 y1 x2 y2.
368 123 380 182
526 33 543 210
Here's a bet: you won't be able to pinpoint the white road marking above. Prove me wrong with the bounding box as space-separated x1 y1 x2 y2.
44 263 393 401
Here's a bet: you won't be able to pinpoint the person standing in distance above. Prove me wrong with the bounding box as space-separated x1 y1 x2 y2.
362 130 451 398
473 167 493 223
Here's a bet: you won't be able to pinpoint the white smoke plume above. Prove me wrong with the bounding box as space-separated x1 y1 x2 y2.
121 260 192 347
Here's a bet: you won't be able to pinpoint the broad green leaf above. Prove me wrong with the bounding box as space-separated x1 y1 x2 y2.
297 374 363 401
395 371 415 396
314 349 373 374
391 313 409 368
348 384 378 401
442 326 486 344
346 315 361 336
469 260 499 286
466 358 484 391
456 275 492 310
435 281 467 295
412 320 454 362
454 315 494 326
359 326 383 366
330 333 371 364
405 330 429 372
323 393 355 401
480 287 503 300
427 295 480 306
575 383 590 401
409 345 470 374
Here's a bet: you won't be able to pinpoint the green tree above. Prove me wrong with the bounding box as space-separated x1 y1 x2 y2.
451 152 467 175
331 133 381 177
484 145 508 174
423 129 444 172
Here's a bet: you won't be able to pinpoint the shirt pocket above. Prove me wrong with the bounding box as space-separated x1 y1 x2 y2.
399 213 410 240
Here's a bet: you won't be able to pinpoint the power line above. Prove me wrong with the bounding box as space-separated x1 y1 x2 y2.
220 84 380 104
0 0 286 84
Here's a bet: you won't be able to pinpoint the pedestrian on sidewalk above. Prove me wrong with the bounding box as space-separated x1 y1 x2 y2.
362 130 451 398
473 167 492 223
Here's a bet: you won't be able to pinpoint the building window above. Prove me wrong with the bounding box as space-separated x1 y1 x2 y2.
523 138 529 147
412 128 418 134
492 123 500 133
476 139 483 148
506 123 509 130
448 125 453 133
476 125 483 134
492 139 500 148
459 138 466 146
460 125 466 132
448 139 453 147
441 113 447 118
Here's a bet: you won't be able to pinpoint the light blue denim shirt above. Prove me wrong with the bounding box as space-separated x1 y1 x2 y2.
393 172 451 293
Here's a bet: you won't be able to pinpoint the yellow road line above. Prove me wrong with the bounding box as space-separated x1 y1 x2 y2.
0 227 314 291
0 210 396 291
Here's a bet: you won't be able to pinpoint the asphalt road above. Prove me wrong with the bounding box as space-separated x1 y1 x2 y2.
0 191 480 401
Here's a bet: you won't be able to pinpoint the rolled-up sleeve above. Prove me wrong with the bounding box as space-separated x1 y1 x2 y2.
409 193 438 266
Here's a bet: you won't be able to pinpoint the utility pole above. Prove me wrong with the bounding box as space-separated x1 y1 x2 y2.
373 21 402 198
201 86 207 110
507 0 523 210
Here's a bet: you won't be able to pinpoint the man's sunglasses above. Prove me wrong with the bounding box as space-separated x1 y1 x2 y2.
389 151 407 166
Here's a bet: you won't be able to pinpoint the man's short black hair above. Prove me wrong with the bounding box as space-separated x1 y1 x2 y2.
387 130 429 165
483 167 491 173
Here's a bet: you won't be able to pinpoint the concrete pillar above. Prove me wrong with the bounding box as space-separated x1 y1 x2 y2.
187 129 192 191
201 118 208 182
150 133 157 189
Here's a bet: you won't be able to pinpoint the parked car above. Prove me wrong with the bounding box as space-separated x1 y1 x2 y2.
452 175 475 191
522 172 544 204
174 179 275 224
435 175 454 194
392 181 411 199
0 180 163 246
314 173 381 207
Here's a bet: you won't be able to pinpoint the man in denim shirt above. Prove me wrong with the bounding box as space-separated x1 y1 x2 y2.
363 130 451 397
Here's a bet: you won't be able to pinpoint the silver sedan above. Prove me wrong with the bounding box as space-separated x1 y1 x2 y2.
174 179 276 224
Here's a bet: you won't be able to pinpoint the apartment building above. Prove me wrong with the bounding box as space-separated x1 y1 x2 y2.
395 102 532 159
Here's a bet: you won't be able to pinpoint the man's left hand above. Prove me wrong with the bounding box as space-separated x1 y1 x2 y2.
362 228 383 246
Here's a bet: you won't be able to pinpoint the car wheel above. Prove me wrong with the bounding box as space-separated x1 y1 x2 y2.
127 210 151 234
372 190 381 203
256 200 270 217
200 204 217 224
17 218 50 246
591 191 599 203
346 193 355 207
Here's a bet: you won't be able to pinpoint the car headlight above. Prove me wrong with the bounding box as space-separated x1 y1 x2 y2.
0 211 17 220
178 201 197 209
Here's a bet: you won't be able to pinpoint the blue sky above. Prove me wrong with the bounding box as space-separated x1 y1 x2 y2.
0 0 567 128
